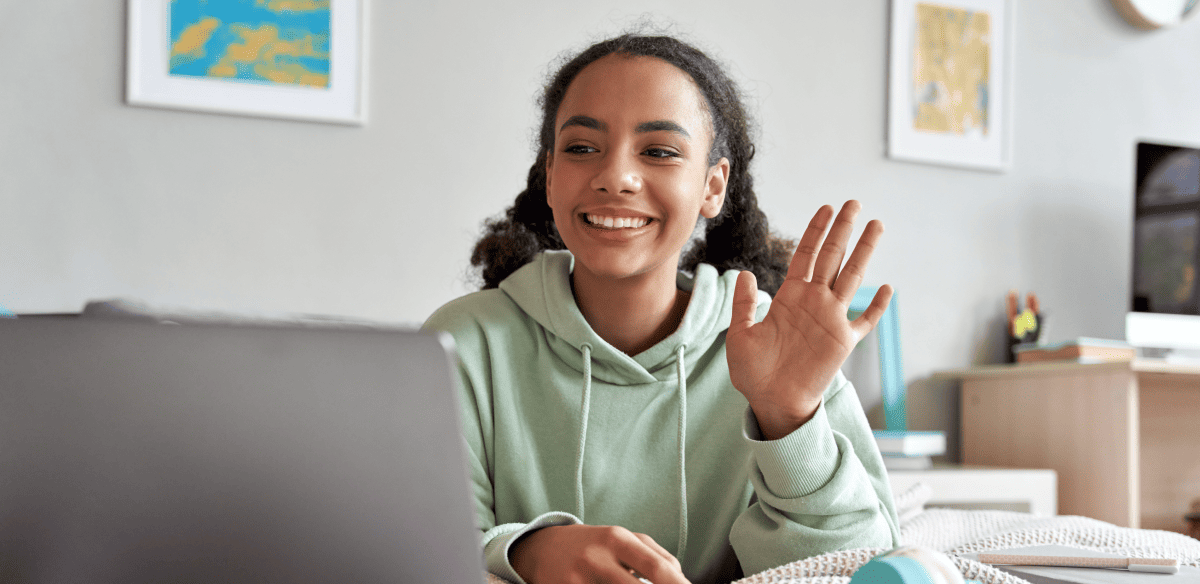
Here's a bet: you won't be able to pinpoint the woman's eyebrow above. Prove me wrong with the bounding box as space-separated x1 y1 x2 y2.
558 116 691 139
559 115 606 133
635 120 690 138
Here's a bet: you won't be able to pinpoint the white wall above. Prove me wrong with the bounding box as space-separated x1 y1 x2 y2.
4 1 1199 458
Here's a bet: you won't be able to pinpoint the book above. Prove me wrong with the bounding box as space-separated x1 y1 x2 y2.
977 550 1176 573
965 545 1200 584
1015 338 1136 364
881 454 933 470
873 430 946 457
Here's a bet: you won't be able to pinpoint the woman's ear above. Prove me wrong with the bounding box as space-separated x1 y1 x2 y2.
700 157 730 219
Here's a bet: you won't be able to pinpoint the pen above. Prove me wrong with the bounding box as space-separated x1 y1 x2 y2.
976 552 1180 574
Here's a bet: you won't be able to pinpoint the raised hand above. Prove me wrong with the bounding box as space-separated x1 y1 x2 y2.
511 524 691 584
726 200 892 441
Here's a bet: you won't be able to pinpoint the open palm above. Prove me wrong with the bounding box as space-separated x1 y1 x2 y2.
727 201 892 440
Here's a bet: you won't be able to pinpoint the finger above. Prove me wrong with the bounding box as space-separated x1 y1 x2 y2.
830 218 884 303
785 204 834 282
809 200 861 287
614 536 689 584
586 561 651 584
729 270 759 337
850 284 894 341
634 533 682 573
599 564 654 584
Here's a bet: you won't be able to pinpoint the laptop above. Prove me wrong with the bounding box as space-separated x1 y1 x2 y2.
0 317 484 583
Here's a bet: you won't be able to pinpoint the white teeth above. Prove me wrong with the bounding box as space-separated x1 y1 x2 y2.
587 214 648 229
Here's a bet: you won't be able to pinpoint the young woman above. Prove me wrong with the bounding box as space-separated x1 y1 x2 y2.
424 33 899 584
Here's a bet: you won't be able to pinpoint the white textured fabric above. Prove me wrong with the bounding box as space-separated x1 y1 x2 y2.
480 488 1200 584
733 507 1200 584
894 481 933 525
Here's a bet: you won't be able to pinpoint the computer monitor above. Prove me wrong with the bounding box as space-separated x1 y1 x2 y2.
1127 141 1200 358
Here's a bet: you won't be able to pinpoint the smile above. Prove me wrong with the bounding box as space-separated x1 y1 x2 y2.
585 214 650 229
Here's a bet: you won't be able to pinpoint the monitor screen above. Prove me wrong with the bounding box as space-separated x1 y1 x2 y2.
1128 141 1200 352
1132 141 1199 315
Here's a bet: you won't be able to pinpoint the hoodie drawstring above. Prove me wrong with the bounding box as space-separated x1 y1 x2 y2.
573 342 689 561
575 343 593 523
675 344 689 560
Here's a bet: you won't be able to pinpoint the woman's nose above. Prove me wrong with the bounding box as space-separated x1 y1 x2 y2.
590 152 642 195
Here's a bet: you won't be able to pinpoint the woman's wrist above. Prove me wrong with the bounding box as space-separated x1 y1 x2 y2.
510 525 556 583
750 398 819 441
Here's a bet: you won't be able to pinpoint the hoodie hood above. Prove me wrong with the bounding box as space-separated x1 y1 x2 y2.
498 250 758 385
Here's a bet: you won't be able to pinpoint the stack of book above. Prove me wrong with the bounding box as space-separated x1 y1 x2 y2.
873 430 945 470
1014 337 1136 364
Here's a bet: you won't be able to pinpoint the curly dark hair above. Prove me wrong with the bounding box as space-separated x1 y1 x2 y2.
470 33 795 295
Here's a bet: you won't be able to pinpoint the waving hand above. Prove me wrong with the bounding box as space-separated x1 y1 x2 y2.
726 200 892 441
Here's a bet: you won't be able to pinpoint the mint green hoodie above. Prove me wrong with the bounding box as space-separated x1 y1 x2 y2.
423 250 899 583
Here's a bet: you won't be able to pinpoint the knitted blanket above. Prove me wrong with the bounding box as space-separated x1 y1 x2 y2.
484 486 1200 584
735 508 1200 584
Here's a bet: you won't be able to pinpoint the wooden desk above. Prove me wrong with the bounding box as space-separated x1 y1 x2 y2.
944 359 1200 532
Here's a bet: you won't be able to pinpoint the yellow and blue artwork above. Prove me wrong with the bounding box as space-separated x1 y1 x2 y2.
911 3 990 137
169 0 331 89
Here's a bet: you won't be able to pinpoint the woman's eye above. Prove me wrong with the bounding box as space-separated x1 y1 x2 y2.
564 145 597 155
643 148 679 159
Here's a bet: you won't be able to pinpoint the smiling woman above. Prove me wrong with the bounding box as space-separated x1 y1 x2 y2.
549 57 724 335
543 54 729 348
470 36 795 297
423 32 899 584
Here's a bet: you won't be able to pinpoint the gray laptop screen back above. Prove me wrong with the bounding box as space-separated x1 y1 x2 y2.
0 318 483 584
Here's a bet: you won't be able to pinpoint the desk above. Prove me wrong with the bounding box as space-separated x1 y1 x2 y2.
944 359 1200 532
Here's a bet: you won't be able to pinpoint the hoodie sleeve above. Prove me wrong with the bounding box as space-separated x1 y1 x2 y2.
424 301 584 584
449 340 583 584
729 370 900 577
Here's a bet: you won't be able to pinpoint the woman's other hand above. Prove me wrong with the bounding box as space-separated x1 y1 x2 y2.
511 524 690 584
727 200 891 441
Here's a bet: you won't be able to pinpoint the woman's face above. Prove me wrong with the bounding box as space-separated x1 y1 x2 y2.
545 54 729 287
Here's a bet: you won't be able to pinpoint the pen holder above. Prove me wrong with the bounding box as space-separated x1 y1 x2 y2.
851 546 978 584
1007 312 1044 363
1005 290 1044 363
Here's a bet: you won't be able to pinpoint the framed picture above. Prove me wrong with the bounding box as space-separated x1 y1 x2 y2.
127 0 367 125
887 0 1012 172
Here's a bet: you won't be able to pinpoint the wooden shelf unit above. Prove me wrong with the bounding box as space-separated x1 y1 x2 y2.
943 359 1200 532
888 465 1057 516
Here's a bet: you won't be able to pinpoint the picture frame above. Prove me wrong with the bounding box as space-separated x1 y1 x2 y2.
887 0 1012 172
126 0 368 125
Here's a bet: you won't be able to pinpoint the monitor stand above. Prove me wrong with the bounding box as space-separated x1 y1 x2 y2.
1139 346 1200 365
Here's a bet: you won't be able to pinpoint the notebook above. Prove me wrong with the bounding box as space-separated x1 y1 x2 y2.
0 317 484 584
967 545 1200 584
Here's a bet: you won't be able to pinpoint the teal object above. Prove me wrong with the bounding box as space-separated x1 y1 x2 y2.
0 305 15 319
848 286 905 431
851 547 980 584
851 556 932 584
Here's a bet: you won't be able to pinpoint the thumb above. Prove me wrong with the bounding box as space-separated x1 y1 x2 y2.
730 270 759 336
